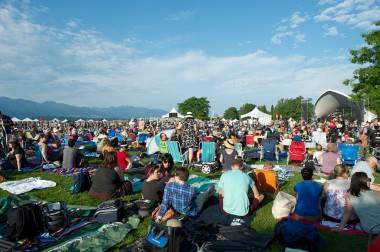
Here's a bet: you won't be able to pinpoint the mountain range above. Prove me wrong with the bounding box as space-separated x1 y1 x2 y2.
0 96 166 119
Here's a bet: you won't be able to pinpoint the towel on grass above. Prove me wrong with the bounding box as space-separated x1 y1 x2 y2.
0 177 56 195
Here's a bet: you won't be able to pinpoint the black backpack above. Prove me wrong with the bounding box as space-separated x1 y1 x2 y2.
71 171 92 194
42 202 69 234
6 204 44 241
93 199 124 223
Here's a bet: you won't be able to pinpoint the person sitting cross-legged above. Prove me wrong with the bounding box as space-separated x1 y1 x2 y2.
294 167 323 221
218 159 264 223
155 167 197 222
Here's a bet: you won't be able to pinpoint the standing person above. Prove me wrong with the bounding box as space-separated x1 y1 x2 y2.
177 112 197 164
117 141 132 170
219 139 238 171
338 172 380 233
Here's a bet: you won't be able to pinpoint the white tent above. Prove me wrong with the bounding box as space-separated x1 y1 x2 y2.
364 110 377 122
102 119 108 122
22 117 33 122
241 107 272 125
162 108 184 118
88 119 94 122
51 118 60 122
33 119 39 122
11 117 20 122
75 119 85 123
61 119 68 123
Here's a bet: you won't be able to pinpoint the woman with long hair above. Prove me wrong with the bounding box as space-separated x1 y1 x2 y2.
89 150 132 201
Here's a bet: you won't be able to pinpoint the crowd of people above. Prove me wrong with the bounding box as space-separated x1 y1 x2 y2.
1 111 380 239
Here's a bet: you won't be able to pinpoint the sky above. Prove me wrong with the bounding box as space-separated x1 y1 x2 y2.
0 0 379 114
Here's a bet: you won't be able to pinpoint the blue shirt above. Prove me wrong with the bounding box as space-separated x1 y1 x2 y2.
218 170 254 216
294 180 322 217
159 182 197 217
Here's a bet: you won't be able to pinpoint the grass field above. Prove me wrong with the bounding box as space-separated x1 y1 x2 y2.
0 156 378 252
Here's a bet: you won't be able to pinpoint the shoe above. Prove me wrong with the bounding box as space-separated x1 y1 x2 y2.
230 218 245 226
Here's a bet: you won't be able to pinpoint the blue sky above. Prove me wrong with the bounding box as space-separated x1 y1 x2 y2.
0 0 379 113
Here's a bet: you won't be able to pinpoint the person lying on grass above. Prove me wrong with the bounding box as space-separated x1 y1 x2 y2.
294 167 323 221
218 158 264 219
337 172 380 233
89 150 132 201
155 167 214 222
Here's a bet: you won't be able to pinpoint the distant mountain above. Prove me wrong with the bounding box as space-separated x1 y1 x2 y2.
0 96 166 119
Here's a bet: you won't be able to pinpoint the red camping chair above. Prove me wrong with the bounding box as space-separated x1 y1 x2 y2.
289 141 306 163
246 135 254 147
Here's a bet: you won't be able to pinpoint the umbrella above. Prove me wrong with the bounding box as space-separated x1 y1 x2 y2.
11 117 20 122
146 129 175 155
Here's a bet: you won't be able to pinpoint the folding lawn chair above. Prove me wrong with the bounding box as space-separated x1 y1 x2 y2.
254 169 279 194
338 143 359 166
261 138 277 162
167 141 188 166
288 140 306 164
195 141 217 174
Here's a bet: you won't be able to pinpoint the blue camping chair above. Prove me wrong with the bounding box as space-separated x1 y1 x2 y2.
167 141 188 166
198 141 217 174
338 143 360 166
137 133 150 145
261 138 277 162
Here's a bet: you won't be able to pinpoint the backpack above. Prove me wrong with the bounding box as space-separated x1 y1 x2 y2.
93 199 124 223
6 204 44 241
70 171 92 194
42 202 69 234
275 219 324 252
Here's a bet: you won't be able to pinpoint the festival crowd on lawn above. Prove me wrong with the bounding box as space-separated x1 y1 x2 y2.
1 110 380 250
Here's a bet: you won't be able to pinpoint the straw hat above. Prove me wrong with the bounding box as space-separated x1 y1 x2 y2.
185 112 193 118
223 139 235 149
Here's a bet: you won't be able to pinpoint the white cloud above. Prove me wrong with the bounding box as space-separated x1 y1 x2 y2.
0 3 355 112
164 10 195 21
271 11 308 45
314 0 380 29
324 26 339 36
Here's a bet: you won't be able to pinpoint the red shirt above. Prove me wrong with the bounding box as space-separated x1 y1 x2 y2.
117 150 129 170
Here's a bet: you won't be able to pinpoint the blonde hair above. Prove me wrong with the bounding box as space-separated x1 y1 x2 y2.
333 164 347 179
326 143 337 153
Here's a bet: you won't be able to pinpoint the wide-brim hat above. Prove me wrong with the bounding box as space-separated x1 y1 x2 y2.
185 112 193 118
224 139 235 149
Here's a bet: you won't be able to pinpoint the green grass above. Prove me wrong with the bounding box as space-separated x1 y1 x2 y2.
1 157 378 251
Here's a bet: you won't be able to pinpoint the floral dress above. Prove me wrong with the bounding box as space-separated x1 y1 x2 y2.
181 118 197 149
324 179 350 220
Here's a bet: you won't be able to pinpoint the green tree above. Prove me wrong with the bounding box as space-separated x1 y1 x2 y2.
273 96 314 121
238 103 255 116
223 107 239 119
270 105 275 117
177 97 210 120
257 105 269 114
343 20 380 115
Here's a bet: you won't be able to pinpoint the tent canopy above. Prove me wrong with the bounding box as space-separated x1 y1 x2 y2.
61 119 68 123
11 117 20 122
315 90 362 120
240 107 272 125
51 118 60 122
162 107 184 118
22 117 33 122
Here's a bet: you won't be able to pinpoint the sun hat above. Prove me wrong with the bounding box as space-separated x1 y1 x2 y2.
223 139 235 149
185 112 193 118
120 140 128 147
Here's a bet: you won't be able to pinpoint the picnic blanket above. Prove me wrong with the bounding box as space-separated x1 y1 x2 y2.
42 166 98 177
0 177 56 195
187 175 218 194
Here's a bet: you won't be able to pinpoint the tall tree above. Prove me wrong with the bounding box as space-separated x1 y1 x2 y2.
257 105 269 114
238 103 255 116
273 96 314 121
177 97 210 120
343 20 380 115
224 107 239 119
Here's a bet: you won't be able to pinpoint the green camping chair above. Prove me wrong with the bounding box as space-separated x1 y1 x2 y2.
167 141 188 166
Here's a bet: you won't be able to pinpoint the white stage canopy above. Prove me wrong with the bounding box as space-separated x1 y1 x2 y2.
240 107 272 125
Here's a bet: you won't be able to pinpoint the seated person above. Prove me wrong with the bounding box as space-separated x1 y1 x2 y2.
39 134 62 164
323 165 354 223
294 167 323 221
142 164 165 206
338 172 380 233
218 159 264 218
160 153 174 183
350 156 378 187
3 139 28 171
62 138 83 170
313 144 324 165
156 167 197 221
320 143 341 175
157 133 169 154
117 141 132 170
89 150 132 201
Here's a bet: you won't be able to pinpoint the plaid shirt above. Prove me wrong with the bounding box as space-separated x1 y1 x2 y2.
159 182 197 217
